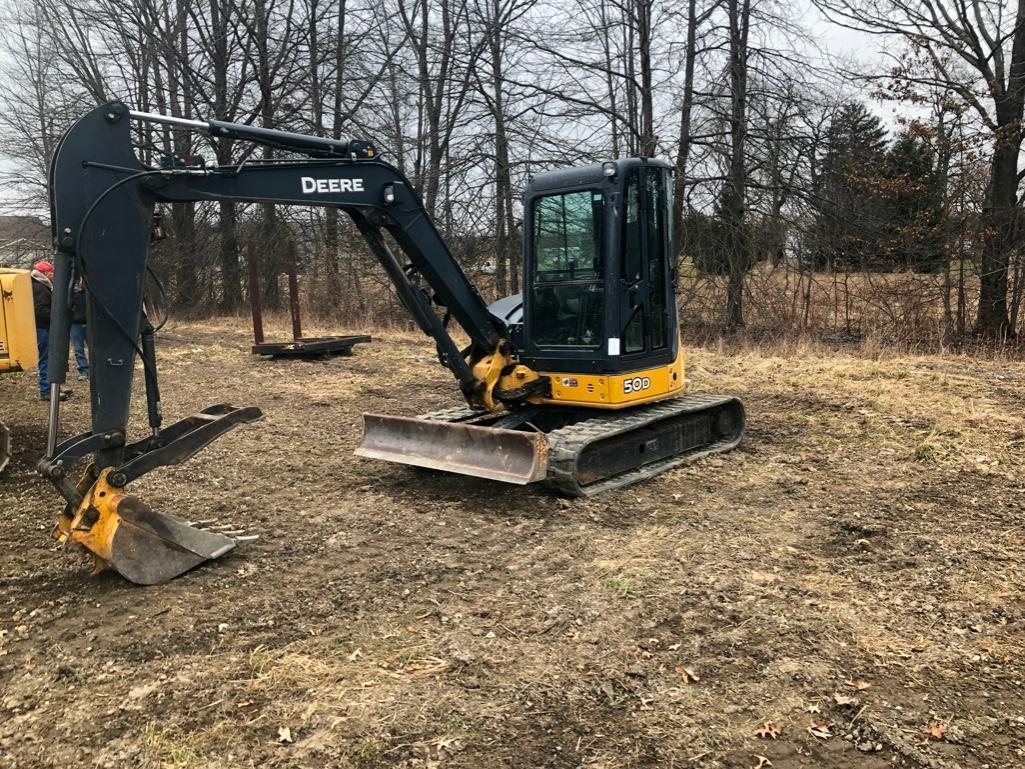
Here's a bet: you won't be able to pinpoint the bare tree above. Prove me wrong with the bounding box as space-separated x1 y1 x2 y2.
815 0 1025 338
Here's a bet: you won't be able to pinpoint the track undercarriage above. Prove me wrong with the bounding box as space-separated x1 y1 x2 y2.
358 394 745 497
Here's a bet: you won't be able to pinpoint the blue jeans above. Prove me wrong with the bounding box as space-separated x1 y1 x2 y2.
36 328 49 398
71 323 89 375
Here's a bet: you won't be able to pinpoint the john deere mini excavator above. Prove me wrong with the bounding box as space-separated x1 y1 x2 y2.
41 102 745 584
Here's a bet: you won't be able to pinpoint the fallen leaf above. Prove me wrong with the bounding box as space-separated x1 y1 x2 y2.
237 699 254 708
347 648 363 662
1002 653 1013 664
808 720 832 739
675 665 700 683
277 726 293 744
807 703 821 714
845 679 871 690
752 756 773 769
833 693 859 707
925 722 947 741
755 722 780 739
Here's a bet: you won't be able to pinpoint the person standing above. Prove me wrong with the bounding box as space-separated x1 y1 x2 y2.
30 260 71 402
70 278 89 381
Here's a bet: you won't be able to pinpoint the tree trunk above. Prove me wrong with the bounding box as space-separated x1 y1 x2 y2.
210 0 242 311
671 0 698 265
723 0 750 330
255 0 282 309
324 0 348 309
975 140 1020 338
219 200 241 312
635 0 655 156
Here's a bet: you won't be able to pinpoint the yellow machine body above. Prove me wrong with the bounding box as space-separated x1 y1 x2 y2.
541 347 685 409
0 269 38 373
477 338 686 412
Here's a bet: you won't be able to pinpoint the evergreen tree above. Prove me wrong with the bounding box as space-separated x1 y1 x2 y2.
881 135 945 273
683 201 757 277
809 101 889 271
681 207 727 275
810 105 948 274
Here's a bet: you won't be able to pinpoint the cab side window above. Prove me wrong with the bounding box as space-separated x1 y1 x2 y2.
620 169 669 355
530 189 604 349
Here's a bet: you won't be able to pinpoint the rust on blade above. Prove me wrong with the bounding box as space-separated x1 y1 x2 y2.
356 413 549 485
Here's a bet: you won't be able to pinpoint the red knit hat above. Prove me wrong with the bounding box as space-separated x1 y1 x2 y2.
33 260 54 274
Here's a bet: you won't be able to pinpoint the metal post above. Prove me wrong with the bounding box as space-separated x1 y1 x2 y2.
246 240 264 345
46 251 73 456
286 241 303 341
140 318 162 439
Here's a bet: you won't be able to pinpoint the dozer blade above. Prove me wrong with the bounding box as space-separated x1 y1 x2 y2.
56 468 240 585
357 413 549 485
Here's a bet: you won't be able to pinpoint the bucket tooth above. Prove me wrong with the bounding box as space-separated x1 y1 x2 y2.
357 413 548 485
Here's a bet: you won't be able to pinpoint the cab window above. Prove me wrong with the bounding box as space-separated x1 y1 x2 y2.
620 169 669 355
530 189 604 348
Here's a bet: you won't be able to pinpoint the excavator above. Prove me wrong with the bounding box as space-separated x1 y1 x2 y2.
38 101 745 585
0 268 39 472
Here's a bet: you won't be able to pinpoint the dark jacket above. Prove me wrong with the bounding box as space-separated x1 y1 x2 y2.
71 285 87 325
32 277 51 329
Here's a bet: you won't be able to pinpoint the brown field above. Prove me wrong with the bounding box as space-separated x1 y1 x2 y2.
1 317 1024 768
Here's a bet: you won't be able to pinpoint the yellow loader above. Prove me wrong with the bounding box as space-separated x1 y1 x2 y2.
0 268 39 472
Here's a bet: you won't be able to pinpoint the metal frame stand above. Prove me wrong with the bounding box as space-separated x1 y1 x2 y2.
247 240 371 358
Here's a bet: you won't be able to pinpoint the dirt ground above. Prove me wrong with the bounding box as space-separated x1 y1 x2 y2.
1 318 1023 769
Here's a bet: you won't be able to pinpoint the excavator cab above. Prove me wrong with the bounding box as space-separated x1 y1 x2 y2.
518 159 682 406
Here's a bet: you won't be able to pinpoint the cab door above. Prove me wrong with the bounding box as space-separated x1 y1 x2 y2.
618 167 670 364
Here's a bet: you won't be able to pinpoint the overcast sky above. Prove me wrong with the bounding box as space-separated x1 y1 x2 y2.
0 3 912 220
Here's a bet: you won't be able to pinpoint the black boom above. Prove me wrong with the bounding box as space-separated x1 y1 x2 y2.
46 102 510 479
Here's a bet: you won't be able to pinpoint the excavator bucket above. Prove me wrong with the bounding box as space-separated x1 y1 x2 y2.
357 413 549 485
53 468 244 585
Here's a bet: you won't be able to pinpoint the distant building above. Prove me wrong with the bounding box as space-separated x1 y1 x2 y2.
0 215 49 267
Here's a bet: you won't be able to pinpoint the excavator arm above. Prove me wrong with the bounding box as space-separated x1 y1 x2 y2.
50 103 512 411
41 102 542 584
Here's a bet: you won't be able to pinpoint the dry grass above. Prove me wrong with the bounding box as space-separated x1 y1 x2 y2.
0 319 1023 768
679 262 1024 353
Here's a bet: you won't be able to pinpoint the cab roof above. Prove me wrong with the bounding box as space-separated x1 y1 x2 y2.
524 157 672 195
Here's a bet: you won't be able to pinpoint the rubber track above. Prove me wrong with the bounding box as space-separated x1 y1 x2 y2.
542 394 744 497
